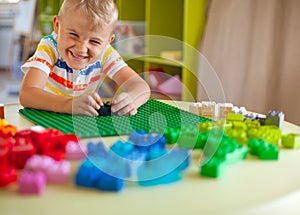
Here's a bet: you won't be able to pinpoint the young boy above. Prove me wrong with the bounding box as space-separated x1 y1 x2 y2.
19 0 150 117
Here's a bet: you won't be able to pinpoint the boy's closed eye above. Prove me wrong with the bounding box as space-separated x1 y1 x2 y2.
90 40 102 46
69 32 79 38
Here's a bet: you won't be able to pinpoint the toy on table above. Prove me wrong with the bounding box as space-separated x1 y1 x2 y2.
18 170 46 195
0 104 4 119
282 133 300 149
19 99 211 138
264 110 285 129
97 101 112 116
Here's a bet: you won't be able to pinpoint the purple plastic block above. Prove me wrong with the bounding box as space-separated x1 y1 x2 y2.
46 160 71 184
66 141 87 161
25 155 55 172
18 170 46 195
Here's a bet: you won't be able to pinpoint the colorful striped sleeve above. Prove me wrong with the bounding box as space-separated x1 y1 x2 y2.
21 36 58 75
101 45 127 78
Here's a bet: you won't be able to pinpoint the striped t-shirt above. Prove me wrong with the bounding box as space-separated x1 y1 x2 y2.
21 33 127 97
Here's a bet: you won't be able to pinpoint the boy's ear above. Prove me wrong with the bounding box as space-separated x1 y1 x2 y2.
53 15 59 34
109 34 115 43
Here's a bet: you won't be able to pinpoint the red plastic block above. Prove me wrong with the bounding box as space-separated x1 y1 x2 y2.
10 136 37 169
0 139 13 169
0 166 17 187
0 125 17 139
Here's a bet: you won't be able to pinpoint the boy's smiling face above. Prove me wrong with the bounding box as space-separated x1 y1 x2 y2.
53 8 115 70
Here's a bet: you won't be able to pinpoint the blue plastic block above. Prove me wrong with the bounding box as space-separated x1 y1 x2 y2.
110 140 135 157
129 131 166 151
87 141 107 158
75 159 103 188
124 149 147 179
147 146 168 160
95 173 124 192
137 149 190 186
75 155 129 192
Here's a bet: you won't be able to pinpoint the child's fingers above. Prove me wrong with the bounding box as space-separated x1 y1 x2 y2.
92 92 103 106
129 108 137 116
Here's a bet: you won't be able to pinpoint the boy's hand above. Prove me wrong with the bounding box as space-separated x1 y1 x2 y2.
72 92 103 116
111 92 137 116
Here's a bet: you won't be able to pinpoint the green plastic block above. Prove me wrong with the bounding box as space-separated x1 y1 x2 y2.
282 133 300 149
19 99 212 138
200 134 248 178
248 138 279 160
248 126 282 146
227 112 244 122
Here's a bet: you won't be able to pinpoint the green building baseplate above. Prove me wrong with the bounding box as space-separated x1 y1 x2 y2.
19 99 212 138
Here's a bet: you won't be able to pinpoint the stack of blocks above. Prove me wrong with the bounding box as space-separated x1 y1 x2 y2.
75 131 190 192
189 101 237 120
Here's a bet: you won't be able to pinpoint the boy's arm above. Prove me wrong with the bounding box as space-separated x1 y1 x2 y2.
19 68 102 116
111 66 151 115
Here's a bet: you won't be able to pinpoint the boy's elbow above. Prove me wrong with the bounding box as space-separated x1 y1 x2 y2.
19 90 27 107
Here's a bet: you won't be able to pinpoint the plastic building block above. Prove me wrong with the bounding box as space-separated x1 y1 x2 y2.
110 140 135 157
225 122 248 145
25 155 55 173
25 154 71 183
281 133 300 149
75 157 127 192
124 149 147 179
248 138 279 160
177 125 203 149
247 125 282 146
95 173 124 192
216 103 233 119
265 110 285 129
0 166 17 187
137 149 190 186
189 101 216 118
10 136 37 169
0 119 8 127
87 141 107 158
97 101 112 116
18 170 46 195
200 134 248 178
19 99 212 138
0 139 12 169
66 141 87 160
75 159 102 188
232 106 247 115
128 131 166 151
0 104 4 119
0 124 17 138
226 112 244 122
163 127 180 144
46 160 71 184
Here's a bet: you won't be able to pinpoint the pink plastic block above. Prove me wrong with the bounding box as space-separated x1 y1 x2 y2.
46 160 71 184
18 170 46 195
25 155 55 173
66 141 87 161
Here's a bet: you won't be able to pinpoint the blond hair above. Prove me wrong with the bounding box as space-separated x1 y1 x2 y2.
58 0 118 27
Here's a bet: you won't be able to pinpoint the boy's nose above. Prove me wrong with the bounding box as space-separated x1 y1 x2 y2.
75 41 88 53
